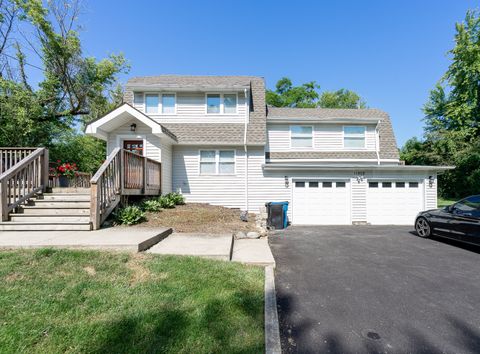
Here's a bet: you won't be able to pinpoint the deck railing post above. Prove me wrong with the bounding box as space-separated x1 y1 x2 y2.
41 149 49 192
90 179 100 230
120 149 125 194
0 180 8 221
143 156 148 193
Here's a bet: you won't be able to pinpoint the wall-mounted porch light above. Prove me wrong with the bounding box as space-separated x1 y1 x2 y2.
428 175 434 188
285 176 289 188
130 123 137 132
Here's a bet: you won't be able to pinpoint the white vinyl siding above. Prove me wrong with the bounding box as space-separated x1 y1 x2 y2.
267 124 377 152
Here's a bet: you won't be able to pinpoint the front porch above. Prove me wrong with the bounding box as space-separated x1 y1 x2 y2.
0 146 163 231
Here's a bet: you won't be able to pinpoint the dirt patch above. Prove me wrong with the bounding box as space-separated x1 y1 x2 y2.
125 253 166 285
133 203 257 233
83 266 96 276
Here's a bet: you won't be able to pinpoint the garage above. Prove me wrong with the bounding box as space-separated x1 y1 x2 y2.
292 180 350 225
367 180 424 225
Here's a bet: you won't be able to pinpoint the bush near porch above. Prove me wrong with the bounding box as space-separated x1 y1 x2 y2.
0 249 264 353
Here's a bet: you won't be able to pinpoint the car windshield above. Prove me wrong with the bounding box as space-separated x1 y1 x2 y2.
452 196 480 217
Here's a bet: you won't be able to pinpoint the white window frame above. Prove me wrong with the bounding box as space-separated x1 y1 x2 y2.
343 125 366 149
290 125 313 149
161 93 177 114
198 149 236 175
133 92 144 110
145 93 160 114
205 93 238 115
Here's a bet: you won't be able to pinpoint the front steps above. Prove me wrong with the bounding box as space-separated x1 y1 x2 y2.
0 188 92 231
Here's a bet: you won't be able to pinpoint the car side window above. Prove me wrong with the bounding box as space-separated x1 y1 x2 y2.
452 196 480 217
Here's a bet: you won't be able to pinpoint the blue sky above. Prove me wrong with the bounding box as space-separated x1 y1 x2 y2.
74 0 476 146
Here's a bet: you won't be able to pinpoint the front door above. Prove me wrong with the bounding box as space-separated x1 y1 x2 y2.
123 140 144 155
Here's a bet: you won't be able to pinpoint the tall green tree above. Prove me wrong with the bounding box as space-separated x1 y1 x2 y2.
402 9 480 198
266 77 367 109
319 89 366 109
0 0 129 148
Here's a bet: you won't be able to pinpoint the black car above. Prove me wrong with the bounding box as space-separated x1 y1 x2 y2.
415 195 480 245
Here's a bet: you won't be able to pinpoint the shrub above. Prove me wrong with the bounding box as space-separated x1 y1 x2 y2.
141 199 163 212
165 192 185 205
158 195 175 209
114 206 146 225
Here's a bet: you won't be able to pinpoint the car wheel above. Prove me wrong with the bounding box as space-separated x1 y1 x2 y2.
415 217 431 238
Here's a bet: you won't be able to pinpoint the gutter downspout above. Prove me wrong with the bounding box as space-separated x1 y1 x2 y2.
243 88 249 212
375 120 381 165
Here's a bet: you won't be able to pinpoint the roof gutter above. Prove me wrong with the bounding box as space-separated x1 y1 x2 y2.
262 163 455 172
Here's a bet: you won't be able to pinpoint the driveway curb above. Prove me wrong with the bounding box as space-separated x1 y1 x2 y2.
265 265 281 354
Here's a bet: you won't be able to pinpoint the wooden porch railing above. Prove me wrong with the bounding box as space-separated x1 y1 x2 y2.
49 172 92 188
0 148 49 221
90 148 162 230
0 148 38 174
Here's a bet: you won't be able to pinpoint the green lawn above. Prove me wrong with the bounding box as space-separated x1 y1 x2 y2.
438 197 457 207
0 249 264 354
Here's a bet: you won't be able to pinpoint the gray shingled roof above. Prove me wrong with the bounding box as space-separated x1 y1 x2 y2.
266 107 400 160
126 75 255 89
123 76 266 145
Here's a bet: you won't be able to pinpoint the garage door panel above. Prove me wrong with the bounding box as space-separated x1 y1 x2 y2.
293 180 350 225
367 181 423 225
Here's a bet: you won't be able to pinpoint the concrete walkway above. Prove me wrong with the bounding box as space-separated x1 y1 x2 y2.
0 227 172 252
147 233 233 260
232 239 276 267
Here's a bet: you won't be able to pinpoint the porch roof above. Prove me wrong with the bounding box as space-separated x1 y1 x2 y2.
84 104 177 142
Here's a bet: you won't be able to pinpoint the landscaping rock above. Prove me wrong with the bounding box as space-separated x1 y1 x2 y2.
246 231 260 239
234 231 247 239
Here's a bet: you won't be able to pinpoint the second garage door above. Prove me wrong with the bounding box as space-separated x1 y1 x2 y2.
367 180 424 225
292 180 351 225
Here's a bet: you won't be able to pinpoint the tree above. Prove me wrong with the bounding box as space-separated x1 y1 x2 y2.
266 77 367 109
319 89 366 109
402 10 480 199
266 77 320 108
0 0 129 148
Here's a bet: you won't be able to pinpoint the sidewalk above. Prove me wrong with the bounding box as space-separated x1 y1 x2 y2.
0 227 172 252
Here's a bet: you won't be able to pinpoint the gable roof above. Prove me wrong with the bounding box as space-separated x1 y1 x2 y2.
85 103 177 142
266 107 400 160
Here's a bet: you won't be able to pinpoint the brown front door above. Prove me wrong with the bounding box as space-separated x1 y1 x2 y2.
123 140 144 155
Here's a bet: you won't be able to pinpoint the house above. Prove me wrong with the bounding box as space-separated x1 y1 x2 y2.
85 75 452 226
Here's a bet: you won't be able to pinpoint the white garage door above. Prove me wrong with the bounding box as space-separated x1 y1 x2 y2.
292 180 351 225
367 181 424 225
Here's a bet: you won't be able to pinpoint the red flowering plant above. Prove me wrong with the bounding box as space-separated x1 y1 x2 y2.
56 161 78 179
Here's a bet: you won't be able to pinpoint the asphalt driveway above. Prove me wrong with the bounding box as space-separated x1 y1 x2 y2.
269 226 480 354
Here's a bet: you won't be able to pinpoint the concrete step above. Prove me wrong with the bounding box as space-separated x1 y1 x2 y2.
50 187 90 194
30 200 90 208
39 194 90 202
0 221 92 231
18 206 90 215
9 214 90 223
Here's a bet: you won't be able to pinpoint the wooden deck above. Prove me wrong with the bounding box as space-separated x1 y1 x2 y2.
0 147 161 231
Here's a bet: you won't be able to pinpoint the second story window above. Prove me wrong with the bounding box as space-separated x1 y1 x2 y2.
145 94 159 114
162 94 176 114
291 125 313 148
223 94 237 114
133 92 144 108
207 94 221 114
344 126 366 149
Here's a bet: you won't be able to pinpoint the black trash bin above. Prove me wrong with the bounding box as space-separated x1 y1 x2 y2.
266 201 289 229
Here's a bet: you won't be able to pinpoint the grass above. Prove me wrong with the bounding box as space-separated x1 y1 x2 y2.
131 203 257 233
438 197 457 207
0 249 264 353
